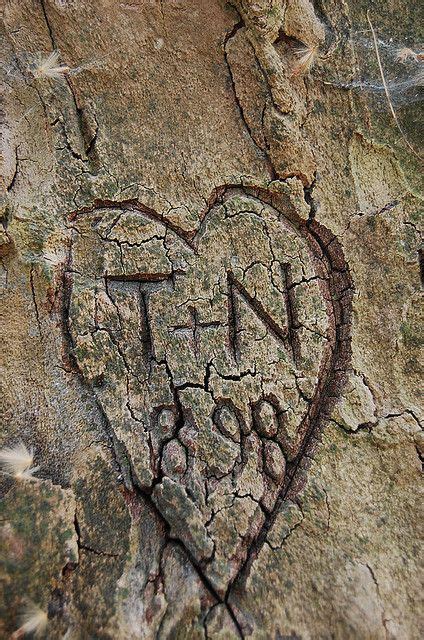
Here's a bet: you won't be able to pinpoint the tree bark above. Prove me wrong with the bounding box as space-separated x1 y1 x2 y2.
1 1 422 638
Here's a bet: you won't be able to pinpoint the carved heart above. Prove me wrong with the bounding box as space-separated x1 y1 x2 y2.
65 186 351 595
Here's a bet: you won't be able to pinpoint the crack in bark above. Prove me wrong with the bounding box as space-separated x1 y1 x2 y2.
363 563 390 640
30 266 43 336
223 18 275 180
6 145 20 192
39 0 99 166
303 172 318 220
266 503 305 551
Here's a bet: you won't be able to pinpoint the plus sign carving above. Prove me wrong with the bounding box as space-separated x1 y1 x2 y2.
65 186 352 595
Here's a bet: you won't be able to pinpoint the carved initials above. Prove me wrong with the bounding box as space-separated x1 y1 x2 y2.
105 268 299 366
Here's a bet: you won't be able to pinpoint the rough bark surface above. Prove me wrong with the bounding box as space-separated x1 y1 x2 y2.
1 1 422 639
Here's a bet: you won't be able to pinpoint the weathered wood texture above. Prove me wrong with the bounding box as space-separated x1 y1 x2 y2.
1 1 422 638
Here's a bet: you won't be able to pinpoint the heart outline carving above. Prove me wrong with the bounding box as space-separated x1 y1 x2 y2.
62 185 353 596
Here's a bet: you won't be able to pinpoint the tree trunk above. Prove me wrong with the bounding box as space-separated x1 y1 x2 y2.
1 1 422 638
